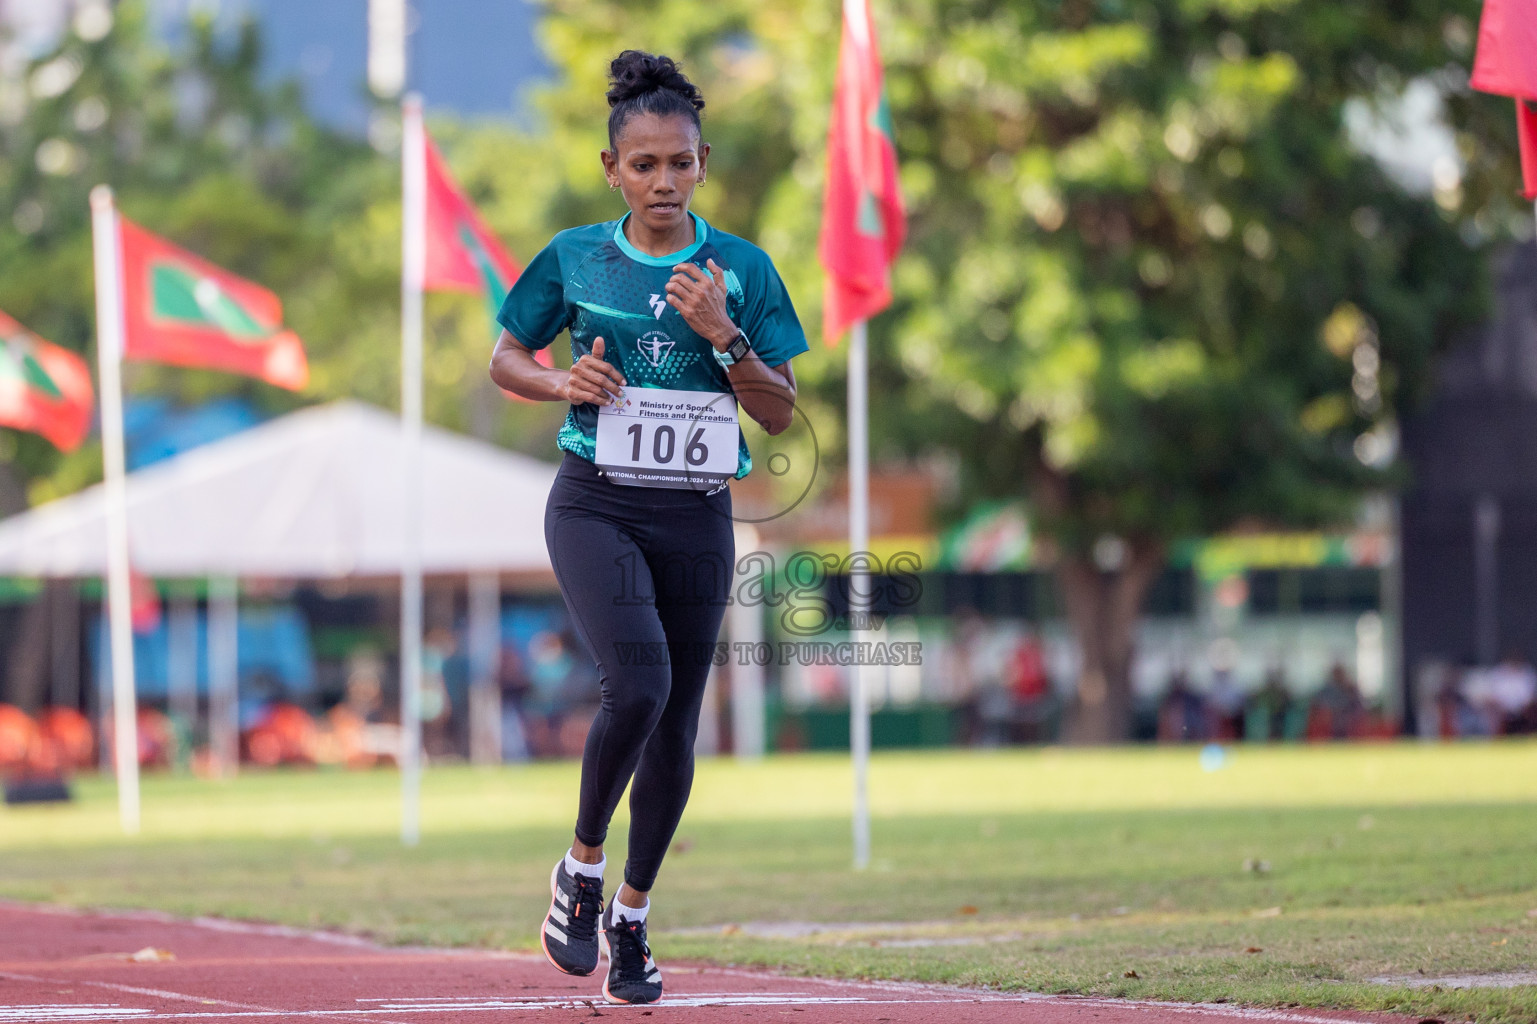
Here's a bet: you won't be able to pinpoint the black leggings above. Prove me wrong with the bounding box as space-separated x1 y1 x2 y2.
544 452 734 892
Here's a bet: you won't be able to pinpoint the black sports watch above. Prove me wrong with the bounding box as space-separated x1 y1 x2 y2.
714 329 752 369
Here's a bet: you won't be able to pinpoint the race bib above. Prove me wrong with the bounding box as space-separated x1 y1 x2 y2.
595 386 739 490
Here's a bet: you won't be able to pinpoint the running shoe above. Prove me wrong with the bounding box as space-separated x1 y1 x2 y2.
540 858 603 976
600 902 663 1004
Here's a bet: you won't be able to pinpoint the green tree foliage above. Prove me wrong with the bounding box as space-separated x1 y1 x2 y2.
507 0 1520 738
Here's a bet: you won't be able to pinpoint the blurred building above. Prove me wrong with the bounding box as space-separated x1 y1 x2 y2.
1 0 548 130
1401 240 1537 724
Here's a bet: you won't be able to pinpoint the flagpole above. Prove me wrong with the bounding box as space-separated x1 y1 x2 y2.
90 185 140 836
848 317 871 870
400 94 426 847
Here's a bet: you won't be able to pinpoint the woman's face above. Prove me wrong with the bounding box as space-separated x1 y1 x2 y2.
603 112 709 237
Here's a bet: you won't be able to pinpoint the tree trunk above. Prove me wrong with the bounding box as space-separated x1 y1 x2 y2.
1055 541 1164 744
1021 430 1167 743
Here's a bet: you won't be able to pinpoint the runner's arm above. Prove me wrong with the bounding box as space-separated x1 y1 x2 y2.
664 260 797 435
490 330 626 406
725 353 796 436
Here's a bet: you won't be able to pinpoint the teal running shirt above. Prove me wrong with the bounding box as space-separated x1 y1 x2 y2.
495 212 809 479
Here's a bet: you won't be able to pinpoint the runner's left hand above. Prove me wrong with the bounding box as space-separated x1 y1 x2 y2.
666 259 735 350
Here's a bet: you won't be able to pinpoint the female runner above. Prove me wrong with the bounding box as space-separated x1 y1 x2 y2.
488 49 808 1005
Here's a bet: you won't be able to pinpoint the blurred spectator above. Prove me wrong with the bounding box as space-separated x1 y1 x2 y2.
526 629 577 757
1478 652 1537 735
442 632 473 757
1308 661 1365 740
1004 628 1055 742
498 642 531 762
1432 665 1484 737
939 607 983 705
1206 666 1246 741
420 628 457 759
1246 666 1293 741
974 679 1013 746
1158 668 1206 742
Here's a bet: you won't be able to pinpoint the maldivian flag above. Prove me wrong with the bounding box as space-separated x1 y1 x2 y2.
116 215 308 390
0 310 93 452
420 128 551 377
1471 0 1537 199
818 0 907 345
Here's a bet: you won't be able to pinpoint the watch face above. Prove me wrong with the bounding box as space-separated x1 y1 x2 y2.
729 333 750 361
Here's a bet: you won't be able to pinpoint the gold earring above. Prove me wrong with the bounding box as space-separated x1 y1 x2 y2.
698 179 706 188
609 182 618 191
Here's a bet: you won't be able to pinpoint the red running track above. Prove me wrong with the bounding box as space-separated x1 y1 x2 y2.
0 904 1418 1023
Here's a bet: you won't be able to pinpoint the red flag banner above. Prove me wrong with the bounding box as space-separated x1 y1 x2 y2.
818 0 907 345
0 310 94 452
117 215 308 391
1519 99 1537 200
1470 0 1537 100
423 133 520 303
1471 0 1537 201
420 129 550 380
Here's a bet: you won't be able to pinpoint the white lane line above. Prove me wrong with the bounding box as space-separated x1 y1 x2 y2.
0 972 273 1014
0 1009 151 1021
0 972 379 1024
0 904 528 964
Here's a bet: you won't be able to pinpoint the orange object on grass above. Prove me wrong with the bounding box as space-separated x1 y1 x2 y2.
0 704 41 771
244 703 318 767
36 707 94 771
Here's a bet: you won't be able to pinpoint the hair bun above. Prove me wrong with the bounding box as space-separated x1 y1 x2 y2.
607 50 705 112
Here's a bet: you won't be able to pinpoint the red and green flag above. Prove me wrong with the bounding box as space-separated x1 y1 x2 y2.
1471 0 1537 199
0 310 94 452
419 128 551 377
422 131 519 308
818 0 907 345
116 215 309 390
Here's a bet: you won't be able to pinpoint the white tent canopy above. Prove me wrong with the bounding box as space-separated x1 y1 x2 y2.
0 400 556 579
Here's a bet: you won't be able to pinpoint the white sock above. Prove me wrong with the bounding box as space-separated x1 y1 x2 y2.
612 896 649 923
565 851 604 881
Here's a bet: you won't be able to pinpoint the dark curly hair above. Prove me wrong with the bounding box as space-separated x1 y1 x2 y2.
606 50 705 149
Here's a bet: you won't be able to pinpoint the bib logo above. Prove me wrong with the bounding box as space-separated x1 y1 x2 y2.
637 331 674 368
648 293 667 319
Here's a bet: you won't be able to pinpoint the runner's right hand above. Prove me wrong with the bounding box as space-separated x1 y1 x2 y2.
563 337 626 406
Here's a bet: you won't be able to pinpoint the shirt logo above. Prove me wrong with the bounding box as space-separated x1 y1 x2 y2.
648 293 667 319
637 330 674 368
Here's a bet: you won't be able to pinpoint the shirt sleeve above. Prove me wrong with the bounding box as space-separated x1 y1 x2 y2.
739 253 809 368
495 240 568 351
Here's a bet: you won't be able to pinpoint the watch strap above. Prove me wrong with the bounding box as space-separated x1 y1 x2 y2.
715 329 751 370
727 329 751 363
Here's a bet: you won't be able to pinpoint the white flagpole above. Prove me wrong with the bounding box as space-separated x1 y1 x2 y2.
90 185 140 836
848 318 871 870
400 94 426 847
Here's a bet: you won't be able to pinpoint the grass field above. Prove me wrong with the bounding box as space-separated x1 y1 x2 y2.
2 743 1536 1022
